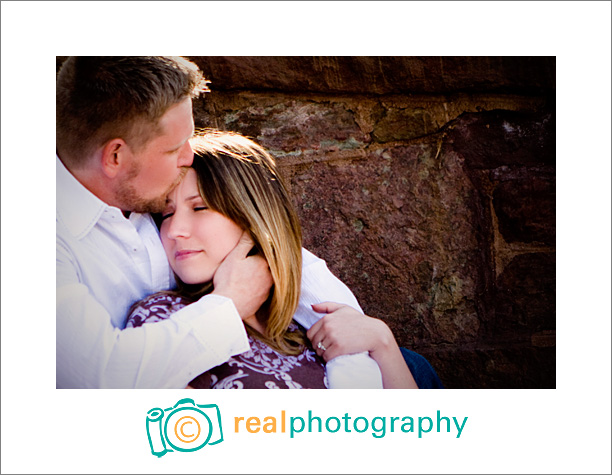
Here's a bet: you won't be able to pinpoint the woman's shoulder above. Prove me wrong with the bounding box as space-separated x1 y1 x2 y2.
126 292 193 328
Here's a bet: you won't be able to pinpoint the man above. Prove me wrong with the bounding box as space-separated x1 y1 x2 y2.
56 56 386 388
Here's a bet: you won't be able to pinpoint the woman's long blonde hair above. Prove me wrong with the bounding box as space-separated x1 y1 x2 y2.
176 130 305 355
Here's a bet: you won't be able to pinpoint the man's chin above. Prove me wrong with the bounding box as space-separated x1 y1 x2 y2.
117 188 166 214
132 197 167 214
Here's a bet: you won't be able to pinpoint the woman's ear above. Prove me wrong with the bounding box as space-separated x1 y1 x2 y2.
100 138 129 178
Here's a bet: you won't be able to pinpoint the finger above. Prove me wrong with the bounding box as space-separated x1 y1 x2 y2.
306 316 324 341
320 340 344 363
311 301 346 314
320 346 338 362
314 338 329 359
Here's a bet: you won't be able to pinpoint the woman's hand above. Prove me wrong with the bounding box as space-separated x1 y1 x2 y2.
307 302 418 389
307 302 393 361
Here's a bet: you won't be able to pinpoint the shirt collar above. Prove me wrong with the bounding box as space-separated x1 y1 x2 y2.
56 155 108 239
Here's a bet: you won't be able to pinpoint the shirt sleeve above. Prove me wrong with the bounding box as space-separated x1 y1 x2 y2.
294 248 384 389
56 243 250 389
294 248 364 328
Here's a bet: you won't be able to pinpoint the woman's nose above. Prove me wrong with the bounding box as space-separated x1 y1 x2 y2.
165 214 190 240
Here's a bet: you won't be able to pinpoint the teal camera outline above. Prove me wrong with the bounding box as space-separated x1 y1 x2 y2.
146 398 223 457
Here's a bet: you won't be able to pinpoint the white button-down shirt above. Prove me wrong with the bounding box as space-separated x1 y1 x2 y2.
56 156 382 388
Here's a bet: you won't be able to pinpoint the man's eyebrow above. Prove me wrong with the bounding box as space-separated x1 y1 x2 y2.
167 137 190 153
167 123 195 153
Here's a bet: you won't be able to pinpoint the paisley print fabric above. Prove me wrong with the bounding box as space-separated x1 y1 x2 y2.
127 293 328 389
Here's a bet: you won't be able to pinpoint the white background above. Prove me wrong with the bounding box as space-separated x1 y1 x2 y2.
1 1 610 474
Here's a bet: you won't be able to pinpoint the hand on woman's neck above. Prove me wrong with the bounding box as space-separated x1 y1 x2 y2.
243 315 267 336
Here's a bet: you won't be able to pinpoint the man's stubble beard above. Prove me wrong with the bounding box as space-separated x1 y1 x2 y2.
117 166 189 214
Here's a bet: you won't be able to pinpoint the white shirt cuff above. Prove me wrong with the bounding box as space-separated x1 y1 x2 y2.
326 352 384 389
169 294 250 385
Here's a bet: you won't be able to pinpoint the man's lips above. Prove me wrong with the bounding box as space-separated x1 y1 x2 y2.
174 250 203 260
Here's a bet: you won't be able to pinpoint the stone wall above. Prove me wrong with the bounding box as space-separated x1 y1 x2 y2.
188 57 556 389
56 56 556 388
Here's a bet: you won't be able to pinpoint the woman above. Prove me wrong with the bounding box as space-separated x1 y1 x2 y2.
127 131 418 389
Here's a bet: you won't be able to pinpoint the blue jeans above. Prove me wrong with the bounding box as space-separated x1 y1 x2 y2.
400 348 444 389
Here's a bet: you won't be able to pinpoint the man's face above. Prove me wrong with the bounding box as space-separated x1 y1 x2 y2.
117 98 195 213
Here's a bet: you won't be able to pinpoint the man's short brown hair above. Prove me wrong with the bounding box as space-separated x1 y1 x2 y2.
56 56 209 167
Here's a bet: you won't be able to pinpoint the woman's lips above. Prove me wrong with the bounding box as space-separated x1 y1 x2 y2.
174 250 202 261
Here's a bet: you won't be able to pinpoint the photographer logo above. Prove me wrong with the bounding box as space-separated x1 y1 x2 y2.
146 398 223 457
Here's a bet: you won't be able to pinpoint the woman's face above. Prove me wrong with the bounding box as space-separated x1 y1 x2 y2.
160 168 244 285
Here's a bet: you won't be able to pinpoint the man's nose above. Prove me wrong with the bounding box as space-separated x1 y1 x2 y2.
177 141 194 168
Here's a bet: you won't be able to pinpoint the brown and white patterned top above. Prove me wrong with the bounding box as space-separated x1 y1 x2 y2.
127 293 328 389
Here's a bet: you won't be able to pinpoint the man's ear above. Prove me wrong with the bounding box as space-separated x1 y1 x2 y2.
100 138 129 178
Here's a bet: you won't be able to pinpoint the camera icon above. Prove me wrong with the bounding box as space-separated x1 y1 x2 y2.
146 398 223 457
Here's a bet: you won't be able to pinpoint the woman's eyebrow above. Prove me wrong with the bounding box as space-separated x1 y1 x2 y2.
185 195 204 202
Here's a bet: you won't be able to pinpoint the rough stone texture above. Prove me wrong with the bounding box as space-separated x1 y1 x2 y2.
56 56 556 388
493 170 555 245
495 253 556 337
448 110 555 169
289 143 482 350
187 56 555 95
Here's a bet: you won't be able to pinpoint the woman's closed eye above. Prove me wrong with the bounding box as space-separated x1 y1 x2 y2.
160 205 206 220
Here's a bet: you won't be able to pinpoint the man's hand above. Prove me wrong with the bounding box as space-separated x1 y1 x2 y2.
212 232 273 320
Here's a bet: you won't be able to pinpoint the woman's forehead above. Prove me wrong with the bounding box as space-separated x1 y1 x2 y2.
166 168 199 202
